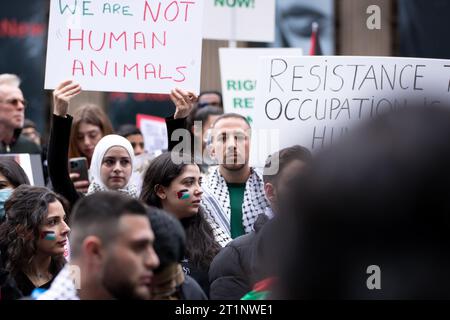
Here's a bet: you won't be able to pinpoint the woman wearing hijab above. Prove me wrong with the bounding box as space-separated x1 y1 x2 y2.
47 81 137 206
86 134 138 198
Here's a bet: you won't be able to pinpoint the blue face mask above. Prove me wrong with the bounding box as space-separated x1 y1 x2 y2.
0 188 13 221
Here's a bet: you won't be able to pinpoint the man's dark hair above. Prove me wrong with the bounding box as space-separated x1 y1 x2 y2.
193 106 223 124
212 113 251 129
116 124 142 138
147 207 186 272
69 192 147 258
198 91 223 108
23 119 37 130
263 145 312 184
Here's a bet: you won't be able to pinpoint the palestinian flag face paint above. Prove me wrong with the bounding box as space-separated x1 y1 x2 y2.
176 189 190 200
41 231 56 241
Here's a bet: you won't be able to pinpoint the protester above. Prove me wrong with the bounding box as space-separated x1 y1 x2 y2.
0 158 30 222
140 152 221 296
22 119 41 146
209 145 311 299
188 106 223 173
117 124 146 156
148 207 207 300
38 192 159 300
275 105 450 299
197 91 223 109
0 185 70 299
48 81 137 205
166 96 269 246
201 113 269 246
0 74 40 154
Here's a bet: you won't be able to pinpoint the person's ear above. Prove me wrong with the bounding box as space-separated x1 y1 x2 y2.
155 184 167 200
83 236 104 266
264 182 276 204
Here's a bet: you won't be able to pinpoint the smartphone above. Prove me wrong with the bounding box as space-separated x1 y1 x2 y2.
69 157 89 182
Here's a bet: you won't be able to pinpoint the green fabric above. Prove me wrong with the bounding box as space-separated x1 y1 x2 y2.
227 183 246 239
241 290 269 300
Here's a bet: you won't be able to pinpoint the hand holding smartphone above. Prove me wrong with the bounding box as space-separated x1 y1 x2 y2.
69 157 89 182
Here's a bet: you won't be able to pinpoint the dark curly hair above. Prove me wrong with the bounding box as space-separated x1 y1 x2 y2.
0 185 68 276
141 152 220 269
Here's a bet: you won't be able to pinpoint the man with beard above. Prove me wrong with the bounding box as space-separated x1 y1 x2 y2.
0 74 40 154
38 192 160 300
201 113 269 247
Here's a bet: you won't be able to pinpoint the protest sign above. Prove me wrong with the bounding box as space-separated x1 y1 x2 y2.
251 56 450 166
45 0 204 94
219 48 302 124
203 0 275 42
136 113 168 154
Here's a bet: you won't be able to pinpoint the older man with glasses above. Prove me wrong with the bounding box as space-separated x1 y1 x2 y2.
0 74 40 154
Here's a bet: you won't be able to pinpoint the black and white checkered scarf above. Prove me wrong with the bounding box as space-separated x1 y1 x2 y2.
202 167 269 247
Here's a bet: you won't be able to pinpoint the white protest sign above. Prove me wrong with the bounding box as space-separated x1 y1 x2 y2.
251 56 450 166
203 0 275 42
219 48 302 124
136 114 168 154
45 0 204 94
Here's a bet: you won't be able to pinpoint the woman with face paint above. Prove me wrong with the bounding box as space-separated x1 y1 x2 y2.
141 152 221 297
0 185 70 299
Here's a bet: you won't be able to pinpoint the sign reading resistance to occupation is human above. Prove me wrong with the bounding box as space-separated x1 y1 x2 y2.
252 56 450 164
45 0 204 94
203 0 275 42
219 48 302 124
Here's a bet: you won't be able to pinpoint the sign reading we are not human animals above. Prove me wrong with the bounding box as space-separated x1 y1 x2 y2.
45 0 204 94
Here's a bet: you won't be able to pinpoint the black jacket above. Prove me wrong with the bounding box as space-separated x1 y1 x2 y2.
0 128 41 154
47 114 81 206
47 114 182 206
208 214 274 300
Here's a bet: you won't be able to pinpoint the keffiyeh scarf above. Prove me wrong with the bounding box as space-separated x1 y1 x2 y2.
202 167 269 247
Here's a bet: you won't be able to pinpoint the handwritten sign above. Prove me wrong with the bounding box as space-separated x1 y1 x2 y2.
136 113 168 154
45 0 204 94
219 48 302 124
203 0 275 42
251 56 450 166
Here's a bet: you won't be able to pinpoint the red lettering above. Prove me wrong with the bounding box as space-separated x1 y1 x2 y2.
68 29 84 51
72 59 85 76
151 31 166 48
180 1 195 22
0 19 45 38
114 61 118 77
109 31 128 51
158 64 172 80
143 1 161 22
134 32 146 50
88 31 106 51
164 1 180 22
123 63 140 79
144 63 156 80
174 66 187 82
90 60 108 76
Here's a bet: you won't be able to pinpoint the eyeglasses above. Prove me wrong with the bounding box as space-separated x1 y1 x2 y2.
0 98 28 107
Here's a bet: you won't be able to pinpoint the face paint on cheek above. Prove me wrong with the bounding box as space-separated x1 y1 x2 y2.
41 231 56 241
176 189 190 200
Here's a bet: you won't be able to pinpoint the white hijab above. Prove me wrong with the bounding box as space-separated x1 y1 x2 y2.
87 134 138 197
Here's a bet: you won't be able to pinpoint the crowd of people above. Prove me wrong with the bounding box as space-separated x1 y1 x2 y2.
1 71 450 300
